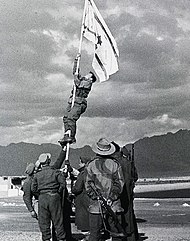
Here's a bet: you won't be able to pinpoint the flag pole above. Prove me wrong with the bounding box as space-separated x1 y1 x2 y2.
71 0 87 108
65 0 87 165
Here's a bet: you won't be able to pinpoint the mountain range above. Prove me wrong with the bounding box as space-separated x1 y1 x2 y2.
0 129 190 178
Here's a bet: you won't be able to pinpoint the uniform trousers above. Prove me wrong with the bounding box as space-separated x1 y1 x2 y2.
89 213 125 241
63 101 87 138
38 192 65 241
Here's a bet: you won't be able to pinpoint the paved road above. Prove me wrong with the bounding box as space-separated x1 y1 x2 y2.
0 196 190 241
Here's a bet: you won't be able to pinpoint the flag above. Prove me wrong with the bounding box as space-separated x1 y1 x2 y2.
83 0 119 82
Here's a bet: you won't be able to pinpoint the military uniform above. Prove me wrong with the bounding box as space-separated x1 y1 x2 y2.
85 138 125 241
22 169 39 218
62 58 96 143
23 175 38 211
22 163 38 219
32 155 66 241
112 146 139 241
72 164 90 232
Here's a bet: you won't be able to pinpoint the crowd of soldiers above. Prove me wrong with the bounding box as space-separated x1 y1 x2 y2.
22 138 139 241
22 56 139 241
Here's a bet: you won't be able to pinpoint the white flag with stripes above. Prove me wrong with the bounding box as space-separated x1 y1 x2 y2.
83 0 119 82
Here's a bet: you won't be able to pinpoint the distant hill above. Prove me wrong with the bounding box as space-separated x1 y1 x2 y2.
127 129 190 178
0 142 94 176
0 129 190 178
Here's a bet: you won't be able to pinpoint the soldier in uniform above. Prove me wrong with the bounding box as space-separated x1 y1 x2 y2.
121 146 139 241
85 138 125 241
32 153 66 241
59 54 96 145
111 142 139 241
22 163 38 219
71 156 90 235
22 146 67 217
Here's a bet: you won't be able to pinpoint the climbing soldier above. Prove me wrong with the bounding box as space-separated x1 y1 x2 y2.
59 54 96 145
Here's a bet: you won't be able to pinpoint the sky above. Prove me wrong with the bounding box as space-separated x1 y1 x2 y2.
0 0 190 148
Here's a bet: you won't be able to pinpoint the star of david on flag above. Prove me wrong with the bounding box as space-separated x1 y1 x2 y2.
83 0 119 82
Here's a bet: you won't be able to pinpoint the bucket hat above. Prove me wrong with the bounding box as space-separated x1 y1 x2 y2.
92 138 116 155
38 153 51 164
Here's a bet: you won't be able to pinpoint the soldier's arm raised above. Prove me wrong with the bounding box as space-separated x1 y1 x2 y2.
51 146 66 170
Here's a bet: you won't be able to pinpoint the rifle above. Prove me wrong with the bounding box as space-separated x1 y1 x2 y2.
131 143 138 183
131 143 134 163
89 182 127 238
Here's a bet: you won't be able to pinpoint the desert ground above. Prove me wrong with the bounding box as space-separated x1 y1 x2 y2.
0 195 190 241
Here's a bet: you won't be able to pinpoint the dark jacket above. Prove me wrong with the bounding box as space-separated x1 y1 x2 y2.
22 149 66 210
32 166 65 194
111 151 139 239
72 166 90 231
22 175 38 212
31 149 66 194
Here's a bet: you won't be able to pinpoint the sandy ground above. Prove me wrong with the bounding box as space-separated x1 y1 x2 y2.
0 196 190 241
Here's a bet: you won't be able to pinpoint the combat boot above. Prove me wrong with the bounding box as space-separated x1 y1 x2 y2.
58 135 76 145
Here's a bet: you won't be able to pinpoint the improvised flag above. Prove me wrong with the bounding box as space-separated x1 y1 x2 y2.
83 0 119 82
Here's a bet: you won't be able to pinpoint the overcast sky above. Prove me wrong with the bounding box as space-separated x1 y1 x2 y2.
0 0 190 148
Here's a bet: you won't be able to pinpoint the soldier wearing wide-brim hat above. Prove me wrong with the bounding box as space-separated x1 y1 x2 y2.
85 137 125 241
91 137 116 156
